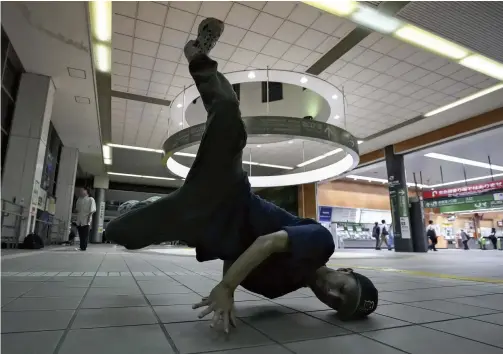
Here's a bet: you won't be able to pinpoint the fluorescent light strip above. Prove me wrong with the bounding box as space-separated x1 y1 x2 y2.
460 54 503 81
107 172 176 181
425 83 503 117
297 148 342 168
304 0 357 16
351 6 402 33
346 175 428 189
90 1 112 42
428 173 503 188
425 153 503 172
173 152 292 170
108 144 164 154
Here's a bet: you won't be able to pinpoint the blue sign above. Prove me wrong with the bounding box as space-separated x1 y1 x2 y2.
319 207 333 222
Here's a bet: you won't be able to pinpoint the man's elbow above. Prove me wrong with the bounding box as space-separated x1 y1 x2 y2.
256 230 289 253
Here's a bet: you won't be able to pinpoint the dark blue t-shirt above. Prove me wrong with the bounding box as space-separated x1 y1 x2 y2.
195 180 335 299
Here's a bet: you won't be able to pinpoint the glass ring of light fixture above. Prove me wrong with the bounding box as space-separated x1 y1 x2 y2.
163 116 360 188
170 69 346 129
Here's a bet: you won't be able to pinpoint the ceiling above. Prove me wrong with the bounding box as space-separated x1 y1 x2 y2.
1 1 104 175
349 125 503 187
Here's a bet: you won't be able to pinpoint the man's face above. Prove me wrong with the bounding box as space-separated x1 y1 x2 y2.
309 267 360 315
80 188 88 197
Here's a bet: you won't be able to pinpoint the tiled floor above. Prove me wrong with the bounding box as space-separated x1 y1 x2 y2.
2 245 503 354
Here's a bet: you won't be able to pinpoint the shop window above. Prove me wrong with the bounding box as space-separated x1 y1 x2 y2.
261 82 283 103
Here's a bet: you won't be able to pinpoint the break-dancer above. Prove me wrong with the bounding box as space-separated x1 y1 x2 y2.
106 18 378 334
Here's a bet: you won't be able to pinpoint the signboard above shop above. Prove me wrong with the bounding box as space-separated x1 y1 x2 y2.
422 179 503 200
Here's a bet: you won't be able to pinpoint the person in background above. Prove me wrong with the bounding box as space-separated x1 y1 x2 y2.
377 220 391 251
75 187 96 251
460 229 470 250
372 222 380 250
426 220 438 252
488 228 497 250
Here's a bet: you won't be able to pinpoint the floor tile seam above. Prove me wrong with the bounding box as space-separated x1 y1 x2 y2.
140 257 198 290
188 343 293 354
469 313 503 328
1 327 66 335
123 256 181 354
51 256 106 354
417 322 503 350
1 303 158 312
394 301 503 317
381 291 503 305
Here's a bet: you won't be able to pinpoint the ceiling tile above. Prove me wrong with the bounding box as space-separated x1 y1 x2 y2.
223 61 247 73
333 21 356 38
370 37 402 54
387 61 414 77
113 63 130 76
151 71 173 85
198 1 233 20
148 82 169 94
274 21 307 44
294 64 308 72
415 72 443 87
368 73 395 87
423 92 449 104
281 45 311 64
272 60 297 70
419 57 449 71
129 78 150 90
170 1 201 14
325 60 347 74
351 49 383 67
399 83 422 95
135 20 163 42
315 36 341 54
407 100 429 111
464 73 490 86
352 97 373 108
153 58 177 74
225 3 259 29
430 77 457 91
230 48 257 66
165 7 196 32
359 32 383 48
410 88 435 100
295 29 327 50
368 56 399 72
113 49 132 65
157 44 182 62
402 67 429 82
171 75 194 88
112 75 129 87
367 88 390 100
113 14 135 36
175 64 191 78
262 1 296 18
342 80 362 93
393 96 415 109
137 1 167 25
288 3 321 27
436 63 462 76
239 1 266 10
352 68 380 83
262 38 291 58
450 68 476 81
328 75 347 88
133 38 158 56
310 13 344 34
161 27 189 48
130 66 151 80
212 42 236 60
191 16 204 35
404 51 436 66
302 52 321 67
113 1 137 17
249 12 283 36
113 33 133 51
353 84 376 96
388 43 418 60
337 62 365 79
168 86 183 96
383 79 408 92
251 54 278 68
442 82 469 95
475 78 497 89
219 24 247 46
239 31 269 52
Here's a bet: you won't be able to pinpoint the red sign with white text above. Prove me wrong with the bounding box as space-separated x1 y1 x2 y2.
422 179 503 199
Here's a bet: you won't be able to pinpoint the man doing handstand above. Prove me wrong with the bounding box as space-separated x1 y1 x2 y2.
106 18 378 334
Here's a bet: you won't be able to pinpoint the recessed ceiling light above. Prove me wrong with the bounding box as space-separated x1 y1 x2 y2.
357 140 363 144
102 145 112 159
248 71 256 79
300 76 308 84
104 158 112 165
256 145 262 148
332 94 338 99
333 115 340 119
176 103 183 108
179 122 183 126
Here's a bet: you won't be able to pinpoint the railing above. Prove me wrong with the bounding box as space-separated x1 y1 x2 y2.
1 199 67 248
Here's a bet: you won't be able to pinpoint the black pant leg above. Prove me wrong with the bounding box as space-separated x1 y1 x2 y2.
79 225 89 250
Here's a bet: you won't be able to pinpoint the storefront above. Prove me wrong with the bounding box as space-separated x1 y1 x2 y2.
423 180 503 249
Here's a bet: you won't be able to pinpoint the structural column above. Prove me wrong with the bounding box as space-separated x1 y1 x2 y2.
54 147 79 241
1 73 55 241
298 183 317 219
91 175 109 243
384 145 413 252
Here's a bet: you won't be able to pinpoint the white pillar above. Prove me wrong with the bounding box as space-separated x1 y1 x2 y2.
1 73 55 241
54 147 79 241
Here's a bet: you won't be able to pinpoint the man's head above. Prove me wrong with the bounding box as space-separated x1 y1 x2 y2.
429 220 433 225
374 222 378 226
381 219 386 224
309 266 378 320
80 187 89 197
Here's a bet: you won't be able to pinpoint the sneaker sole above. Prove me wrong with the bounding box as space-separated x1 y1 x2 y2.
195 18 224 54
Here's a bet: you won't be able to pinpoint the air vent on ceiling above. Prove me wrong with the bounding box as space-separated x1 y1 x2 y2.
75 96 91 104
68 67 86 79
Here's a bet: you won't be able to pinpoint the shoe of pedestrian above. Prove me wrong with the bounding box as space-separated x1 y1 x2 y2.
184 17 224 62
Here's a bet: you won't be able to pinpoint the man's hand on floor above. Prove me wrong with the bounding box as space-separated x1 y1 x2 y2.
192 281 237 334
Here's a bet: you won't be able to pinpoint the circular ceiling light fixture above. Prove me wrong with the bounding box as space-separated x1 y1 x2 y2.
248 71 256 79
332 94 338 99
300 76 308 84
334 115 340 119
163 116 359 188
176 103 182 108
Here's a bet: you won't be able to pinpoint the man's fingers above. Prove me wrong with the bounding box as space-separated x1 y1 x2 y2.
192 297 211 309
210 310 221 328
198 304 215 319
230 310 238 328
223 312 230 334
